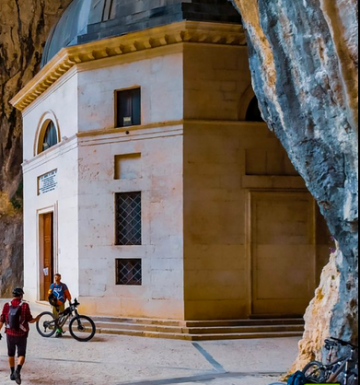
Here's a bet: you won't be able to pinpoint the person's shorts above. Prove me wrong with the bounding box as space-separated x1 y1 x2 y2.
52 303 65 317
6 335 27 357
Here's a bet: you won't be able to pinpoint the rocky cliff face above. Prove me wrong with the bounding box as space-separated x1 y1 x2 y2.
231 0 358 367
0 0 72 295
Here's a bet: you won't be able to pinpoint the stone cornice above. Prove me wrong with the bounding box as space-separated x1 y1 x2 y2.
10 21 246 112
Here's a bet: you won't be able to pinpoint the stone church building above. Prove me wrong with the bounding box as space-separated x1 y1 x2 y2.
11 0 330 321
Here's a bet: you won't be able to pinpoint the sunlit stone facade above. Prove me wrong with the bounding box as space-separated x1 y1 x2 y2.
11 1 331 320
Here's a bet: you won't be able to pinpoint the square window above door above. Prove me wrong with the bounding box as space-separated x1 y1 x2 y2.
115 88 141 128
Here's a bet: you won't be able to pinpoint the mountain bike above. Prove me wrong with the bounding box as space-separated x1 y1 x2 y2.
302 337 358 384
36 298 96 342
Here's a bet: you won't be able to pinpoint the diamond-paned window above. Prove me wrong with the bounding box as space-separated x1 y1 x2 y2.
116 259 142 285
115 192 141 245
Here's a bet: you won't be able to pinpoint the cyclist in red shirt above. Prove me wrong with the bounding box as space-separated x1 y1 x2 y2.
0 288 40 384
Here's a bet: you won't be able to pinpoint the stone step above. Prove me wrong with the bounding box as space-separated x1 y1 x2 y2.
90 316 304 327
90 315 304 340
94 328 303 341
186 318 304 327
94 321 304 335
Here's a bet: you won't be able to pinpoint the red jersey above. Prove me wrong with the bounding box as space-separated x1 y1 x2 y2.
0 299 34 337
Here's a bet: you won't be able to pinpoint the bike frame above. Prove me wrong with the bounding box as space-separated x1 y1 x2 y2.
303 338 358 385
55 300 80 329
326 345 358 384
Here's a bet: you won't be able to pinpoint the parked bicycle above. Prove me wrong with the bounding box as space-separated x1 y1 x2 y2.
36 298 96 342
302 337 358 385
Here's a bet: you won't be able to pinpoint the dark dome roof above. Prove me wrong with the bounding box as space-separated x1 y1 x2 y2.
41 0 241 67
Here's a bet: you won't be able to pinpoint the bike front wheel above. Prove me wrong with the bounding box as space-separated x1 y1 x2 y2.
302 360 328 383
36 312 57 337
69 315 96 342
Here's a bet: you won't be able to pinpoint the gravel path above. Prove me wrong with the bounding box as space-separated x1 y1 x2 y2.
0 300 297 385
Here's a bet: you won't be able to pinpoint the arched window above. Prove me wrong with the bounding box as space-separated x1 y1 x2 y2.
245 96 264 122
41 121 58 152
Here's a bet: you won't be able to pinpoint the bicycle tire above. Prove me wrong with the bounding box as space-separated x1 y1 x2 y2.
36 311 57 338
69 315 96 342
302 360 328 383
348 373 358 385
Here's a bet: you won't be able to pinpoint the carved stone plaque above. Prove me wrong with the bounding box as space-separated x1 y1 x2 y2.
38 169 58 195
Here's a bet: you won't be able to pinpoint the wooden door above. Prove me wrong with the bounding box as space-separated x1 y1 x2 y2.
42 213 53 299
250 191 315 316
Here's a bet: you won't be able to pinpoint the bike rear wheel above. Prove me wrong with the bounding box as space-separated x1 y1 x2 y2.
348 374 358 385
302 361 328 383
69 315 96 342
36 312 57 337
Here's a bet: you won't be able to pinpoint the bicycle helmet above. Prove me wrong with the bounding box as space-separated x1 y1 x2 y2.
12 287 24 297
48 293 58 307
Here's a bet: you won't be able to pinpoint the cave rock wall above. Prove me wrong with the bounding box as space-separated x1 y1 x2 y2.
0 0 72 295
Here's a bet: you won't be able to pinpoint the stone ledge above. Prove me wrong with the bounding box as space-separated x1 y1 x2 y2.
242 176 306 189
10 21 246 112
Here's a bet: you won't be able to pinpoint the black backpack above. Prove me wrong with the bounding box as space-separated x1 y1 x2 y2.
7 301 23 330
287 370 306 385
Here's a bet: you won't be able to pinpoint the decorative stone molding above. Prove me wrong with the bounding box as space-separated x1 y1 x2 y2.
10 21 246 112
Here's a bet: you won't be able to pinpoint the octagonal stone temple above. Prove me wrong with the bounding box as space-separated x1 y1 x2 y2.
11 0 331 325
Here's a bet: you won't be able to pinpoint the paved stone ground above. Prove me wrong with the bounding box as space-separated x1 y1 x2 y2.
0 300 297 385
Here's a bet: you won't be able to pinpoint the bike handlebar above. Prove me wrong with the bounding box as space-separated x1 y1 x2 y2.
330 337 358 349
70 298 80 308
325 338 338 349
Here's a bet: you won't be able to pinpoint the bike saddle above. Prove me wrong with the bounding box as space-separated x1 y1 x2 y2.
330 337 358 349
